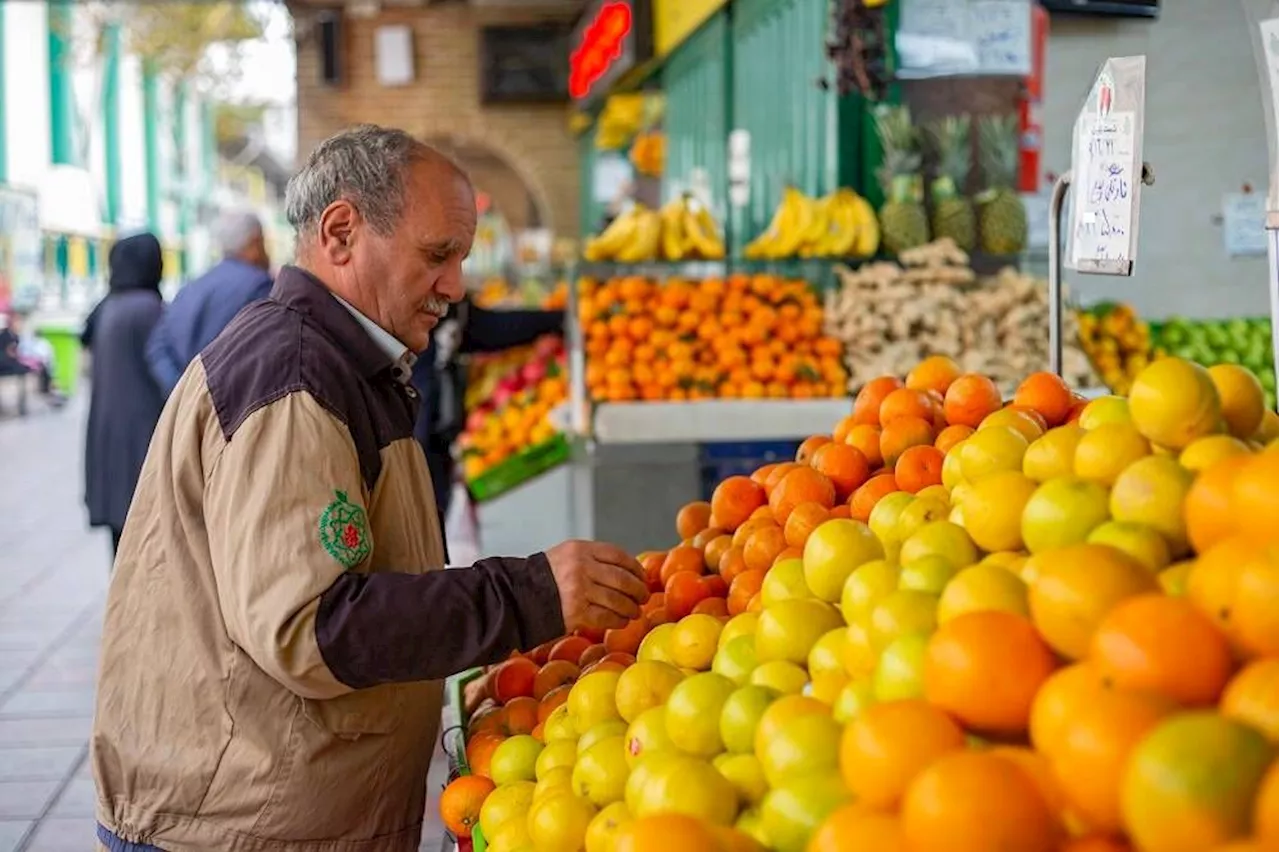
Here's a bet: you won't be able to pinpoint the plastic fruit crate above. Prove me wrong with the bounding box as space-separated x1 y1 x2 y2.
465 434 570 504
442 668 488 852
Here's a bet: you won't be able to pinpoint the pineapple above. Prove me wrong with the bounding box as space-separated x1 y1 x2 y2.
976 113 1028 255
874 105 930 256
924 115 976 251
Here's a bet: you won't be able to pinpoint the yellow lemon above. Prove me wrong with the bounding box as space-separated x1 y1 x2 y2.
1073 422 1151 486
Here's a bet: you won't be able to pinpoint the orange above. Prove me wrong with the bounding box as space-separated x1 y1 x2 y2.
605 618 651 657
660 546 705 586
838 699 965 809
923 611 1056 736
1028 663 1109 754
811 442 871 500
1059 837 1133 852
466 731 504 778
797 434 833 463
538 686 571 723
1233 555 1279 658
989 746 1068 822
880 416 935 469
832 414 859 445
1122 712 1274 852
727 569 765 616
1186 535 1253 646
676 501 713 541
439 775 495 838
934 424 974 454
639 551 667 592
1232 448 1279 549
880 387 935 426
783 501 829 549
844 423 884 468
1255 762 1278 848
665 572 710 620
901 750 1057 852
533 661 580 700
492 657 539 703
808 803 905 851
732 516 775 548
711 476 767 532
703 535 733 574
849 474 900 523
1185 455 1250 553
718 545 749 583
768 466 837 523
614 813 721 852
853 376 905 426
1027 543 1158 660
742 525 787 573
691 526 727 551
907 355 962 396
1090 594 1233 708
1208 364 1266 439
895 445 945 494
1014 371 1075 427
943 373 1003 428
1050 688 1173 834
1220 657 1278 743
763 461 802 495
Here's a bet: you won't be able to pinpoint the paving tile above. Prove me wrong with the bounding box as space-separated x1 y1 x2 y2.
48 777 97 818
0 747 83 781
24 816 96 851
0 689 96 718
0 820 32 852
0 717 91 747
0 779 60 819
21 664 97 691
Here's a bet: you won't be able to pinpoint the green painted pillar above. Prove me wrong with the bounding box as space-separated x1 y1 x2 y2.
173 80 190 240
142 61 161 233
47 0 76 166
102 24 122 227
202 99 217 200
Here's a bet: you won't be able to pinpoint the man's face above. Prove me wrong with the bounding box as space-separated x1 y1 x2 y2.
350 160 476 353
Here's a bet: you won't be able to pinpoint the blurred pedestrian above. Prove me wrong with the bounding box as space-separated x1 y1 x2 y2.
411 295 563 529
146 210 273 396
0 307 65 406
82 232 165 556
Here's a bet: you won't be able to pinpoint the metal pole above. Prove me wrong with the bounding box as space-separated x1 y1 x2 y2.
565 260 588 437
1047 171 1073 377
1269 222 1279 373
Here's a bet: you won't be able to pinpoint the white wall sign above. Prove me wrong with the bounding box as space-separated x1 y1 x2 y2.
374 25 415 87
896 0 1030 78
727 129 751 209
1069 55 1147 276
970 0 1032 76
1223 191 1269 257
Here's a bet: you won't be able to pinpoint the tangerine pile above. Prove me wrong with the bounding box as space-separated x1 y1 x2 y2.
441 353 1279 852
579 274 847 402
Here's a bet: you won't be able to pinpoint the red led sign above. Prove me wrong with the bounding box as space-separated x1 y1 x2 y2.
569 1 633 100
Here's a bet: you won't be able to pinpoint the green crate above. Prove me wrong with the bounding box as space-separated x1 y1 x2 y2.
443 667 488 852
466 434 571 504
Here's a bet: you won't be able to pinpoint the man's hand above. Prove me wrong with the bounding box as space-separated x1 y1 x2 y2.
545 540 649 633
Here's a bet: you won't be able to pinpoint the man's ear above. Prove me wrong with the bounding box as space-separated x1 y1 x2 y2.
317 200 358 265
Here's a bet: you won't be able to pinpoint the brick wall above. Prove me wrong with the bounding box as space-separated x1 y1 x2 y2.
291 3 581 237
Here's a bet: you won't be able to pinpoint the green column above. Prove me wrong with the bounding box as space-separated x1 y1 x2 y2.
173 81 189 237
201 99 216 199
142 61 161 232
102 24 122 227
47 0 76 166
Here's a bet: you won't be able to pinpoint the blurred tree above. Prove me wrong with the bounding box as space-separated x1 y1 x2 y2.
214 101 269 145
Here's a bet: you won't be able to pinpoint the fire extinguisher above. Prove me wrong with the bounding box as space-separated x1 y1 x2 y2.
1018 4 1049 194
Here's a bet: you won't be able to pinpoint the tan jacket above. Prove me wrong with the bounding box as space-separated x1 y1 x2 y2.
93 267 565 851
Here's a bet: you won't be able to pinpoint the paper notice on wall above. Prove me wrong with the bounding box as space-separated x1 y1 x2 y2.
897 0 1028 77
1223 192 1269 257
970 0 1032 76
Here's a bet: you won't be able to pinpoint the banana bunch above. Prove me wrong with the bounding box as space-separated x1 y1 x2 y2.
583 205 663 263
657 195 726 261
595 94 646 151
743 187 880 260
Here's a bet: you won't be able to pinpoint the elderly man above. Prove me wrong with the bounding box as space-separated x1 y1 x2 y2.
145 209 274 396
92 125 648 851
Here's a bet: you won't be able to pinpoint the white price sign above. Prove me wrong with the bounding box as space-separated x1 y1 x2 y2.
1069 56 1147 276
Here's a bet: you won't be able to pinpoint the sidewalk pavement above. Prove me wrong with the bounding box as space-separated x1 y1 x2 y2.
0 393 476 851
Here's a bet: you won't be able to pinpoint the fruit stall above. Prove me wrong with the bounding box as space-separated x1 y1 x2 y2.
439 351 1280 852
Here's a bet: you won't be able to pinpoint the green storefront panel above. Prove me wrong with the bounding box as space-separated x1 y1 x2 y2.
661 11 729 207
730 0 837 253
578 132 599 239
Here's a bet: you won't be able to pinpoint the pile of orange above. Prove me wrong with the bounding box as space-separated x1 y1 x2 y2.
579 274 847 402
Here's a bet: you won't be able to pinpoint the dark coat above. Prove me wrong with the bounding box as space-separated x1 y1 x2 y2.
410 298 564 513
144 257 273 397
82 233 166 531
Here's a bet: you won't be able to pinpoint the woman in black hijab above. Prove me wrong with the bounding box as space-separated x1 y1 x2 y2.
82 232 165 557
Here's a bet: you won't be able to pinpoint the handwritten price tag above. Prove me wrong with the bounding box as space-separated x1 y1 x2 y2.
1071 111 1138 271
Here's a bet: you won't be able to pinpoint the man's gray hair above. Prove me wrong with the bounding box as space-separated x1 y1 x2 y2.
215 210 264 257
285 124 434 239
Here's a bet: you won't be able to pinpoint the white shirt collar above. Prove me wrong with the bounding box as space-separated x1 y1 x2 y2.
330 292 418 382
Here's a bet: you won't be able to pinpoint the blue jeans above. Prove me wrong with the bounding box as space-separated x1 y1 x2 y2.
96 824 164 852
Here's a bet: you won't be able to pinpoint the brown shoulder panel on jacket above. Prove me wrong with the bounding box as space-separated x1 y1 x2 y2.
200 268 418 491
316 552 566 687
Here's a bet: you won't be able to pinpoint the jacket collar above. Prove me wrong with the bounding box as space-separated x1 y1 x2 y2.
271 265 415 382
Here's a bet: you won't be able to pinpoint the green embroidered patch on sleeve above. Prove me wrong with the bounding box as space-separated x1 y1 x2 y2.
318 490 372 568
